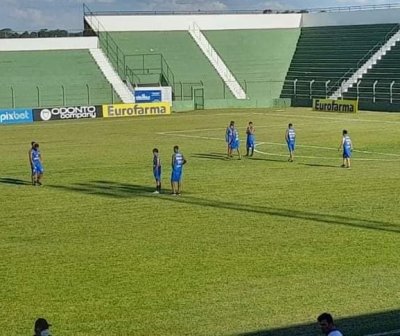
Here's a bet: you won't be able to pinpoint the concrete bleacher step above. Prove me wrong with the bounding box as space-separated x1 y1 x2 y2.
330 28 400 99
188 22 247 100
89 48 134 103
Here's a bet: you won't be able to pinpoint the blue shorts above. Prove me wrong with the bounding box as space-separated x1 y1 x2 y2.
343 148 352 158
171 168 182 182
287 141 295 152
230 140 240 150
153 167 161 181
32 163 44 174
247 137 255 148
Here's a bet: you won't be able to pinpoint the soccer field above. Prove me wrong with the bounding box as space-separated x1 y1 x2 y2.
1 108 400 335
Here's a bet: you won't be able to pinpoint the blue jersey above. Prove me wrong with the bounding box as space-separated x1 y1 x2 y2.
342 135 352 158
173 152 184 170
32 149 41 162
153 154 161 179
246 126 255 147
287 128 296 143
31 149 44 174
343 135 352 150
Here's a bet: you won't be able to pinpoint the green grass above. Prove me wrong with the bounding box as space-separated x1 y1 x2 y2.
1 108 400 336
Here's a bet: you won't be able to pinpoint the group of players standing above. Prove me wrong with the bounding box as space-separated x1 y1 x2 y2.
225 120 296 162
225 120 353 167
27 121 352 192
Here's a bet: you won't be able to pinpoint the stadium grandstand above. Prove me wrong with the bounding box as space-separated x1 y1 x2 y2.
2 3 400 111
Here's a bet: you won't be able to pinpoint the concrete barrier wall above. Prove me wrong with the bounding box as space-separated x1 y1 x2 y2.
88 14 302 32
303 8 400 27
0 37 98 51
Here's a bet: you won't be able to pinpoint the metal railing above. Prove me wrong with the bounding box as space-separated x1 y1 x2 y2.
283 78 400 104
327 23 400 95
83 2 400 16
0 83 118 109
84 4 175 89
124 53 175 87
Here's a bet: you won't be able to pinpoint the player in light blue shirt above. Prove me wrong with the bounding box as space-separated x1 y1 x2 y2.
171 145 187 195
246 121 255 157
285 123 296 162
30 142 44 186
152 148 161 194
225 121 234 157
338 129 353 168
228 124 241 160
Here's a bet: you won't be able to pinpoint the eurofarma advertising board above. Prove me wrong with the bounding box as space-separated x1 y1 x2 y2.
133 87 173 104
33 105 103 121
0 108 33 125
313 99 358 113
102 102 172 118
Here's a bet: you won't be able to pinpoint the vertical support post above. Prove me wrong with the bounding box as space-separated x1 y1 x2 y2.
11 86 15 108
36 86 40 107
61 85 65 106
111 84 114 104
309 80 315 99
390 80 395 103
294 79 298 97
325 80 331 98
373 80 378 103
357 81 361 99
86 84 90 105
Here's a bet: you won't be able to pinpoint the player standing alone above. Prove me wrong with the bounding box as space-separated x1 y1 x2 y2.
338 129 353 168
152 148 162 194
30 142 44 186
246 121 255 157
285 123 296 162
29 141 36 185
171 145 187 196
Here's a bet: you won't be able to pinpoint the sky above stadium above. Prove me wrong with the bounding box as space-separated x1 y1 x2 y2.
1 0 391 31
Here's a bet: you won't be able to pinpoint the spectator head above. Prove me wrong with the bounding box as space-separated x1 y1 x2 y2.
317 313 335 335
153 148 159 154
173 145 179 153
288 123 293 128
343 129 348 135
34 318 51 336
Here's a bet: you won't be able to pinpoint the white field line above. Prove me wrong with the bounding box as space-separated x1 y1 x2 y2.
364 329 400 336
254 111 400 125
159 131 400 159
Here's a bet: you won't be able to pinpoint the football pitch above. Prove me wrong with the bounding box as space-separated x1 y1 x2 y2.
1 107 400 335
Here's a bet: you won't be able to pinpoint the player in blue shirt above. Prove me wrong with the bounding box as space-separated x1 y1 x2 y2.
228 124 241 160
30 142 44 186
226 121 234 157
338 129 353 168
246 121 255 157
28 141 36 185
171 145 187 195
152 148 162 194
285 123 296 162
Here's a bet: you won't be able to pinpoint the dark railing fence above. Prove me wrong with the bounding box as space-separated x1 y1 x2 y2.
0 83 117 109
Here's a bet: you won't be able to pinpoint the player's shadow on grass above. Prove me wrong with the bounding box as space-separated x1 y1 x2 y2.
247 157 284 163
235 308 400 336
192 152 229 160
49 180 154 198
49 181 400 235
0 177 31 185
